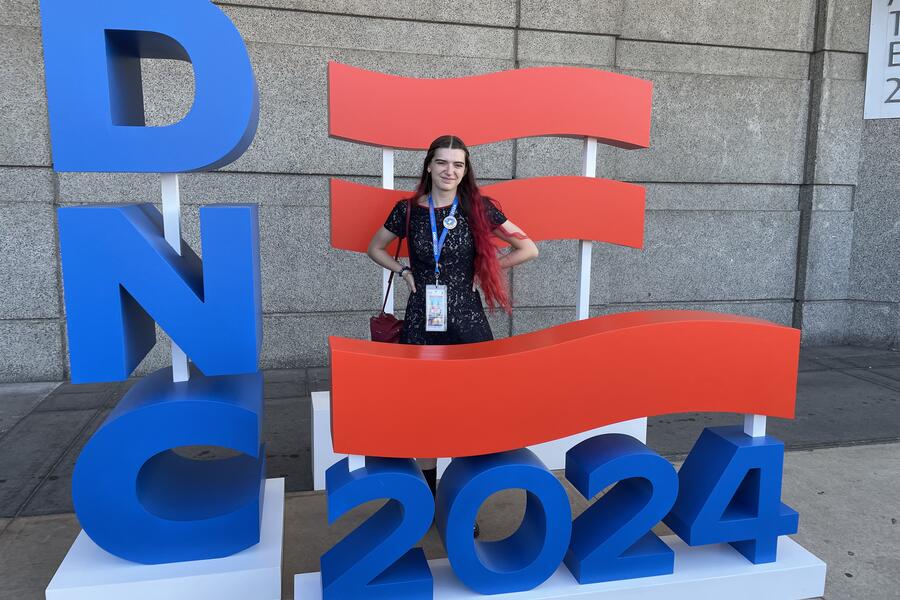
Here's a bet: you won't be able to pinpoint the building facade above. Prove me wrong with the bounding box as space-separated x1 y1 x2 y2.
1 0 897 382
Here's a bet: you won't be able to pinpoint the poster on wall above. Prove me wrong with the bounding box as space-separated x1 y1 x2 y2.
865 0 900 118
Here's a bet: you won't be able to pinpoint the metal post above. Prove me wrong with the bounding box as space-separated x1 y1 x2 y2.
161 173 190 383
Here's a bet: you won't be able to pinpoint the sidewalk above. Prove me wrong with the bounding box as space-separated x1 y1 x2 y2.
0 345 898 599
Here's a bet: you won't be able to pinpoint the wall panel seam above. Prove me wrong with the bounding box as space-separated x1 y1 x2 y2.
791 0 828 330
215 2 516 31
241 38 514 61
0 317 65 323
506 0 521 338
615 36 816 55
50 168 68 381
620 67 813 83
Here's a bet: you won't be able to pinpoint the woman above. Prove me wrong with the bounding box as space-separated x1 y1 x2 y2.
367 135 539 532
367 135 539 343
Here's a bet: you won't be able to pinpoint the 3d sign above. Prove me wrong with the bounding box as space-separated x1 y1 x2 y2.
42 0 267 570
302 63 826 599
71 367 266 564
327 312 799 457
320 313 806 597
328 62 651 262
41 1 825 597
40 0 259 171
58 204 262 383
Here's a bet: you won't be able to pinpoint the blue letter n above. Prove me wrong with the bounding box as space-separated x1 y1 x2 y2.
58 204 262 382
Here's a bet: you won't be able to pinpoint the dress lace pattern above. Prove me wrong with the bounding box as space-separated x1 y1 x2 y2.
384 198 506 345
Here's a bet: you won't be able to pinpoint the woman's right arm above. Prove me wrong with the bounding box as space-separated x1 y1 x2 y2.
367 227 417 293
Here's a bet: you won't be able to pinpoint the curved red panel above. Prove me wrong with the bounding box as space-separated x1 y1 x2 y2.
328 62 653 149
330 176 645 254
329 311 800 458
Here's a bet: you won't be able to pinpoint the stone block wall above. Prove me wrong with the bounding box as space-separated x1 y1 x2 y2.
0 0 894 382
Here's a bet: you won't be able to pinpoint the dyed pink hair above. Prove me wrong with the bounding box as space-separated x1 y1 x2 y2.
409 135 511 312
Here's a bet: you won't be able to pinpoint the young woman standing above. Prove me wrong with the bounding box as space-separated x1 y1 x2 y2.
368 135 538 343
367 135 539 535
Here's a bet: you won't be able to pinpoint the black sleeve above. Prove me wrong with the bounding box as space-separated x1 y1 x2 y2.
483 197 507 229
383 200 408 237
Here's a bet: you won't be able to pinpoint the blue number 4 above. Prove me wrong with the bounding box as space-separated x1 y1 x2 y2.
664 426 799 563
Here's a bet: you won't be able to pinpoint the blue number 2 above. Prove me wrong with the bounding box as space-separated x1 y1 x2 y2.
320 458 434 599
664 426 799 564
564 434 679 583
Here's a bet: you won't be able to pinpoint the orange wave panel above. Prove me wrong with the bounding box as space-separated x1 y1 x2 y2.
329 311 800 458
328 62 653 149
330 176 645 255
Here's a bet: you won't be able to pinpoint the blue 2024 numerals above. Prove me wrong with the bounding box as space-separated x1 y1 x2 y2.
321 427 799 598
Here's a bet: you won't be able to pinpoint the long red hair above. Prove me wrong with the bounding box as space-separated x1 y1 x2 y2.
409 135 511 312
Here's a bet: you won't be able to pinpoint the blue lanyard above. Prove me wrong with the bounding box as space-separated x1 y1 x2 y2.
428 194 458 279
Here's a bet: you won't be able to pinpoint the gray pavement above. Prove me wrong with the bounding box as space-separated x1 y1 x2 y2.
0 345 898 599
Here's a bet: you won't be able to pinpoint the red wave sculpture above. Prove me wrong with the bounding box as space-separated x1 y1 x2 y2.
329 311 800 458
328 62 653 149
330 177 645 254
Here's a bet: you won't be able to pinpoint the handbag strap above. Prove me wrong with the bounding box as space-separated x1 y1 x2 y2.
380 199 412 314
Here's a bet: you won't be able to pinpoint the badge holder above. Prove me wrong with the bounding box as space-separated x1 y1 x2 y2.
425 282 448 332
425 194 457 333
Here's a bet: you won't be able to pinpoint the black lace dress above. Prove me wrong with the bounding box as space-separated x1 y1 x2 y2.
384 198 507 345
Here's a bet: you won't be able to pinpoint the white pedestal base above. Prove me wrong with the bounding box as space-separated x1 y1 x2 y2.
294 535 825 599
46 478 285 600
311 391 648 490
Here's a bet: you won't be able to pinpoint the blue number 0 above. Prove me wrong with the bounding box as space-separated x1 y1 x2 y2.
320 457 434 599
564 434 679 583
436 448 572 595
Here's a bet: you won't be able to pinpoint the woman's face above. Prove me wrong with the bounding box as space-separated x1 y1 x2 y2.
428 147 467 194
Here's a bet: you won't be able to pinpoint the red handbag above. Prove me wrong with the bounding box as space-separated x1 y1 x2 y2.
370 200 411 343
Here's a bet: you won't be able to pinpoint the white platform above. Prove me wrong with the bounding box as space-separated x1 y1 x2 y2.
46 478 285 600
294 534 825 599
311 390 648 489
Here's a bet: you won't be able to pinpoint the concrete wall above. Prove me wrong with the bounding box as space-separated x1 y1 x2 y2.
0 0 894 382
848 118 900 347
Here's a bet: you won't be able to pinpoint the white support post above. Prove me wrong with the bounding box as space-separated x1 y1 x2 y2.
349 150 396 473
347 454 365 471
582 137 598 179
382 148 395 314
575 241 593 321
382 148 395 191
576 138 598 321
382 270 393 314
743 414 767 437
161 173 190 383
